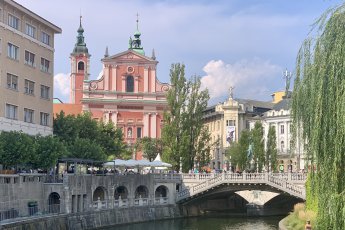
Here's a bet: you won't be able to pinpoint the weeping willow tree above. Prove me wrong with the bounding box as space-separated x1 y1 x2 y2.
292 4 345 229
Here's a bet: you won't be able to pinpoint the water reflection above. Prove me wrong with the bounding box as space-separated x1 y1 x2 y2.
104 216 280 230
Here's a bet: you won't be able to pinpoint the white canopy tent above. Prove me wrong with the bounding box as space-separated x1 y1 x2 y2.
103 154 172 172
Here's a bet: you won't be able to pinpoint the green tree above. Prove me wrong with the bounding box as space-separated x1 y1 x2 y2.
34 135 67 170
0 131 35 169
184 76 211 170
162 63 190 171
227 130 250 172
266 126 278 172
53 111 125 160
292 4 345 228
53 111 79 143
162 63 212 172
237 129 250 171
67 138 105 161
137 137 160 161
250 122 265 172
97 121 125 158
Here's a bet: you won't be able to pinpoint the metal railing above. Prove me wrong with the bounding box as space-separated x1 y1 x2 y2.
0 204 63 223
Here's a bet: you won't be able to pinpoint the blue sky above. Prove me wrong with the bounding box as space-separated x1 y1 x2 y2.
15 0 343 104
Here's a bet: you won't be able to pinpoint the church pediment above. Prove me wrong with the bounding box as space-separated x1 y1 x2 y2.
102 50 156 63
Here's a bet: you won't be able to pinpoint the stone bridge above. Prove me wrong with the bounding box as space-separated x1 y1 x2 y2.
0 172 306 222
177 172 306 203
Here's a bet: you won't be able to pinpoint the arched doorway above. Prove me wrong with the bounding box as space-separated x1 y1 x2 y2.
114 186 129 207
135 185 149 198
134 185 149 206
155 185 169 204
48 192 60 213
114 186 128 200
93 186 106 201
155 185 168 197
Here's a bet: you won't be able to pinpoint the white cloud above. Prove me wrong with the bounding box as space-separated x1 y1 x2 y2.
54 73 70 102
97 70 103 80
201 59 281 101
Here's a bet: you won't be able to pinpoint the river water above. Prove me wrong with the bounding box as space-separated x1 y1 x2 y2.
104 216 281 230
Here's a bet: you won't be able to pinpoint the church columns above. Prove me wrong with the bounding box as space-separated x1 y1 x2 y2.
150 113 157 138
144 66 149 92
104 65 109 90
104 112 110 123
150 69 156 93
122 76 126 92
104 111 118 125
143 113 150 137
111 65 117 91
111 112 118 125
134 76 139 93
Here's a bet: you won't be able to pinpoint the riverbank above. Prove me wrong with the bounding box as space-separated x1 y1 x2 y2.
278 203 316 230
0 205 182 230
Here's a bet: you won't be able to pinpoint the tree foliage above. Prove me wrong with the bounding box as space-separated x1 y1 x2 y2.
162 63 212 172
227 129 250 171
251 122 265 171
0 131 35 168
266 126 278 172
136 137 162 161
53 111 125 160
292 4 345 228
34 136 67 170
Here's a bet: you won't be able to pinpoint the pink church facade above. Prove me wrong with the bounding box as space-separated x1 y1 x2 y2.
69 19 170 159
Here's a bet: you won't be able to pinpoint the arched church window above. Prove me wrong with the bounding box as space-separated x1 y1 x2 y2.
78 61 85 71
126 75 134 92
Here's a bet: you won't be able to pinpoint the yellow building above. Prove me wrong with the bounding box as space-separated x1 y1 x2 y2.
0 0 61 135
203 91 273 170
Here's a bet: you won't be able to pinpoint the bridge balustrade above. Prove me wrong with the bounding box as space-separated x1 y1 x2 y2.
155 197 168 205
153 174 181 180
134 197 149 206
92 198 108 210
177 172 306 202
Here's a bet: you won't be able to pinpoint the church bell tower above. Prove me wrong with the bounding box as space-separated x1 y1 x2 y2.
70 16 90 104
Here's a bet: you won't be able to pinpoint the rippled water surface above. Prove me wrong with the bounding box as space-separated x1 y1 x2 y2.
103 216 281 230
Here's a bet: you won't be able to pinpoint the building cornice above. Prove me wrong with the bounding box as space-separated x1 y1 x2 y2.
81 98 168 106
0 22 55 52
83 90 167 97
4 0 62 33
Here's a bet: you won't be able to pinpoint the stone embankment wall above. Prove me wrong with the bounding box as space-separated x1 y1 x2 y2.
0 205 181 230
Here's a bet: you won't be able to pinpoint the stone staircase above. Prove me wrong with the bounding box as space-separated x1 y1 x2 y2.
176 173 306 202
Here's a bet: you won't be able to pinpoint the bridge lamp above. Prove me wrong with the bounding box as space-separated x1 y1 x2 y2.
229 156 232 172
256 157 259 173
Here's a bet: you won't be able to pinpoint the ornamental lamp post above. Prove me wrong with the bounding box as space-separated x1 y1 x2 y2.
256 157 259 173
229 156 232 173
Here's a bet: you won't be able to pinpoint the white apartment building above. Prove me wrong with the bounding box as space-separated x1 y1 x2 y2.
0 0 61 135
249 98 305 172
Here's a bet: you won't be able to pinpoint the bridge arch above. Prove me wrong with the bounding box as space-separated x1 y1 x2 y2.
155 185 168 198
114 186 128 199
135 185 149 198
48 192 60 213
93 186 107 201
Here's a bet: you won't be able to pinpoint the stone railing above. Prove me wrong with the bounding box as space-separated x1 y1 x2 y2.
91 196 169 211
176 172 306 202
